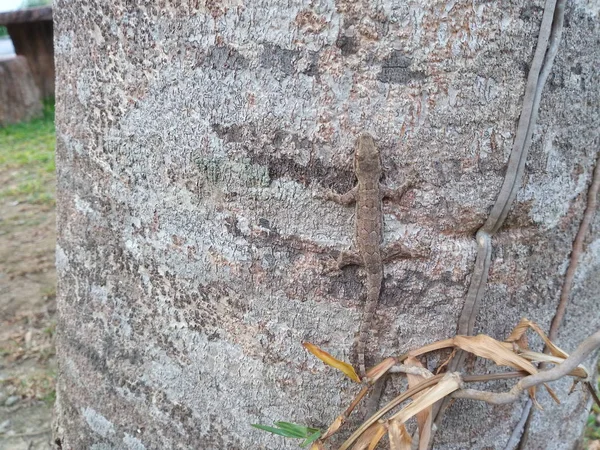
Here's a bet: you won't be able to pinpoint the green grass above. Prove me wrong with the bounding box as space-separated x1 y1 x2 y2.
0 99 55 205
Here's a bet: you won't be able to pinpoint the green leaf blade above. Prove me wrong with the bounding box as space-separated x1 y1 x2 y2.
274 421 311 438
300 430 322 448
251 424 296 438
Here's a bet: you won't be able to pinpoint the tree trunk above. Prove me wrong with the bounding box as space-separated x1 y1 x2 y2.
53 1 600 449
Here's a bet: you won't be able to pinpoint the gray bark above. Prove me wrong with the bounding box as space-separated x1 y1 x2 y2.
53 1 600 449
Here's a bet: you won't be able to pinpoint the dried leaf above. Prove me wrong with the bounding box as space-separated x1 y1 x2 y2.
310 442 325 450
405 357 433 450
569 380 580 395
451 335 538 374
506 318 530 343
368 424 387 450
506 317 586 405
543 383 561 404
408 338 455 357
303 343 361 383
409 334 538 375
506 318 530 350
530 390 543 410
389 373 462 425
506 318 569 359
339 375 444 450
518 350 588 378
388 421 412 450
350 422 385 450
436 348 457 374
321 415 343 440
366 357 396 382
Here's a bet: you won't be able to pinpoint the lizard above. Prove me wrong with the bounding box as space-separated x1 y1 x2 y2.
322 133 426 377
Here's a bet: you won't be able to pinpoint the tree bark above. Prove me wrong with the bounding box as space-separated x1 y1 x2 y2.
53 1 600 449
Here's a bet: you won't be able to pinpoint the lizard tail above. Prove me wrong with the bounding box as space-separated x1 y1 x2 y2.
357 271 383 378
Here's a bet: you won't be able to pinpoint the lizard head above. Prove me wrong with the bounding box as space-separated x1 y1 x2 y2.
354 133 381 177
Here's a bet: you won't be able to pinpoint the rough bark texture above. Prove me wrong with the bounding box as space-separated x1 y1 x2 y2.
0 55 42 126
0 7 55 99
53 1 600 449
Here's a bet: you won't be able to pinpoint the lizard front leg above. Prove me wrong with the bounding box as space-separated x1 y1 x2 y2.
381 180 416 203
382 240 429 262
381 168 419 201
323 249 362 274
321 185 358 205
336 250 362 268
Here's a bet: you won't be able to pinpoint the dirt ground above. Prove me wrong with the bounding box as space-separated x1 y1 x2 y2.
0 105 56 450
0 199 56 450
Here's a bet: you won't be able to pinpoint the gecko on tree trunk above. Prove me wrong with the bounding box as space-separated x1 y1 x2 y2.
323 133 426 376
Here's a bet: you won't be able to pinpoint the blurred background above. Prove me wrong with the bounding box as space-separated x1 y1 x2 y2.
1 1 55 449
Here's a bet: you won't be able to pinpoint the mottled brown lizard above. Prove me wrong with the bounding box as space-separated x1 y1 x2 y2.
323 133 425 376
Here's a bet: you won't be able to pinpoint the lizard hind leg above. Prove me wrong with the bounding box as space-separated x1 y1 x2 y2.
382 240 424 262
337 249 362 268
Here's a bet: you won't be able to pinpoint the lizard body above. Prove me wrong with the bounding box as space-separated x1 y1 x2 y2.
324 134 422 376
352 134 385 377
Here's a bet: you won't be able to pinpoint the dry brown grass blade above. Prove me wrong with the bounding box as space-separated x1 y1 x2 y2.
388 421 412 450
409 335 538 375
388 373 462 424
436 347 457 374
405 357 433 450
407 338 455 357
366 357 397 383
506 318 530 350
322 416 344 441
349 422 385 450
334 327 598 450
368 424 387 450
321 386 370 441
543 383 561 404
518 349 588 378
338 375 444 450
506 318 568 359
506 318 531 342
310 442 325 450
454 335 538 374
505 318 579 404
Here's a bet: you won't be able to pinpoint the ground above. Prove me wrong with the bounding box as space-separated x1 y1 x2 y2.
0 102 597 449
0 101 56 450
